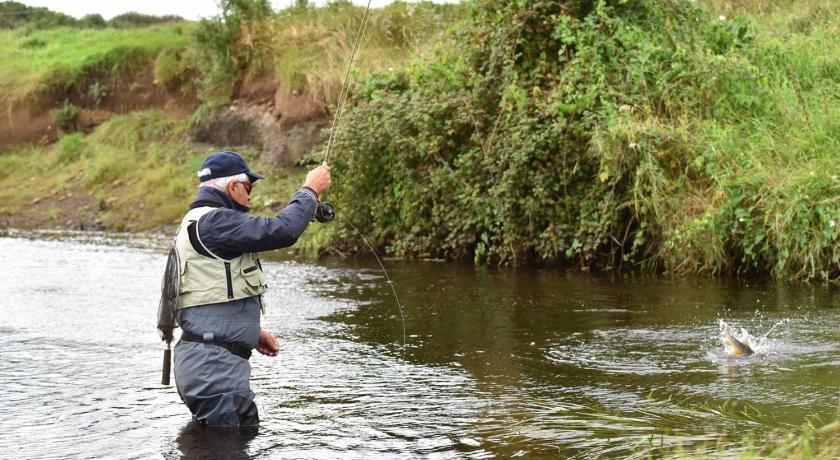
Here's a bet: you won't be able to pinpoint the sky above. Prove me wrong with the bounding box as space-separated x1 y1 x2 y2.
16 0 460 20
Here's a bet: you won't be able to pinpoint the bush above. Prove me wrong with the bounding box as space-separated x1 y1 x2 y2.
107 12 184 28
79 14 106 29
52 101 80 133
194 0 275 105
328 0 840 279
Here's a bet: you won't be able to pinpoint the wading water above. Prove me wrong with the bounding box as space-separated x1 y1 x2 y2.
1 232 839 458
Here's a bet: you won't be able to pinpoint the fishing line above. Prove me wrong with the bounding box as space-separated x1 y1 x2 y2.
341 215 407 348
323 0 372 165
317 1 407 347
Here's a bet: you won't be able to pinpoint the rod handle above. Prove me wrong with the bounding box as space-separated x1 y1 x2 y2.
161 348 171 386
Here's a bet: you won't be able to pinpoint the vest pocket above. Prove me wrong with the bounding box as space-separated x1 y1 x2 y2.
241 265 267 288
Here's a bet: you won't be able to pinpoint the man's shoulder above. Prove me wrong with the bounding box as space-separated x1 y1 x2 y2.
198 207 249 227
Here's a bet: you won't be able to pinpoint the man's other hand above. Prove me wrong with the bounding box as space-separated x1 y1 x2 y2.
304 162 331 196
257 328 280 357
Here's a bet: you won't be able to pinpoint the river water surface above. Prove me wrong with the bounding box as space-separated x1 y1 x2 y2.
1 231 839 459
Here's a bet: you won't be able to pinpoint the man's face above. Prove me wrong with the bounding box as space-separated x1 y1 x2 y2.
227 181 252 207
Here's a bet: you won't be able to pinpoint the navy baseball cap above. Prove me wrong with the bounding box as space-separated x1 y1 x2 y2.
197 151 264 183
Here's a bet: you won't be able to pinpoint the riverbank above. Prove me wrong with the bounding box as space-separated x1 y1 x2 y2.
1 0 839 280
328 0 840 280
0 1 458 251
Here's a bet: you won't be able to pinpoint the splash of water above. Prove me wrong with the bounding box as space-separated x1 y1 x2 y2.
716 318 788 358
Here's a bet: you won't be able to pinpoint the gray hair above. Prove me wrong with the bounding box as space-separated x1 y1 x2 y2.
198 173 250 193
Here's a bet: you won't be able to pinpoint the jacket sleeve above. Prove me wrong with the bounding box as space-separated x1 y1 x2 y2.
197 190 318 258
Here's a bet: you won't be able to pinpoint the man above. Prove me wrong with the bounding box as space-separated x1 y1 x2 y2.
172 150 330 427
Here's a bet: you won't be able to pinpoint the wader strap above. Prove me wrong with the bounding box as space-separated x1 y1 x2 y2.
224 262 233 299
180 330 252 360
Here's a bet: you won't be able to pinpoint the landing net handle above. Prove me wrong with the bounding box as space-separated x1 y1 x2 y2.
157 246 180 385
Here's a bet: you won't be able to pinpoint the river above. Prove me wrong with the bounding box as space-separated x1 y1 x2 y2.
1 231 838 458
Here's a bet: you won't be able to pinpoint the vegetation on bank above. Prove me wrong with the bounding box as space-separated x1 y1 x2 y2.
0 110 313 234
0 23 192 116
0 0 465 238
0 2 182 30
1 0 839 284
192 0 463 111
328 0 840 281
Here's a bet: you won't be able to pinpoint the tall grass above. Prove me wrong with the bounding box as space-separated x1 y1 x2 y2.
194 0 465 108
267 1 464 108
630 0 840 280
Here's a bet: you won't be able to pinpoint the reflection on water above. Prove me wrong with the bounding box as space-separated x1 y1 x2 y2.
1 232 840 458
174 423 257 460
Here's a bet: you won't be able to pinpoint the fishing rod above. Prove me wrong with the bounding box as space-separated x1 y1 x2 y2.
316 0 407 347
312 0 372 224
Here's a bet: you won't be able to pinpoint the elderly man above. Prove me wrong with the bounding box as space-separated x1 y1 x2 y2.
172 150 330 427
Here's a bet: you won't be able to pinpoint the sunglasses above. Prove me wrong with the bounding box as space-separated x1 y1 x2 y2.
239 182 252 194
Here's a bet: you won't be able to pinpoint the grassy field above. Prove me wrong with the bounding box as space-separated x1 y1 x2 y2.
0 23 192 114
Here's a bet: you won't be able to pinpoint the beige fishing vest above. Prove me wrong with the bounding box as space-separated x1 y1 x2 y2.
175 206 268 309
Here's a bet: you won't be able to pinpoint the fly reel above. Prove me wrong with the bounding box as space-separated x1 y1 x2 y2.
315 201 335 223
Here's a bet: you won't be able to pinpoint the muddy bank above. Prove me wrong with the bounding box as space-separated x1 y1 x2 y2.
0 68 196 148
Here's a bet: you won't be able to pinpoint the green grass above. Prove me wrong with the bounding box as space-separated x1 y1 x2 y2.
643 0 840 279
0 110 199 229
0 109 323 233
639 419 840 459
0 23 192 114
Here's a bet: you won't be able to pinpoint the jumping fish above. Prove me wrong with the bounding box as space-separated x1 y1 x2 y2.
721 325 754 357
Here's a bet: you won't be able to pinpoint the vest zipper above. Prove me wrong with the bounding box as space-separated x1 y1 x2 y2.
224 262 233 299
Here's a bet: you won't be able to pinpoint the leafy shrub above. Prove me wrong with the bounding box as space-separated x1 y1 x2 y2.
194 0 275 105
0 1 76 29
328 0 840 279
107 12 184 28
52 101 80 133
79 14 106 29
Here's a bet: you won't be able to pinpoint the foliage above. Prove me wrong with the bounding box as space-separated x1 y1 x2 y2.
154 48 195 91
107 12 184 28
193 0 275 106
51 100 79 133
79 14 107 29
0 1 76 29
0 2 181 30
329 0 840 280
